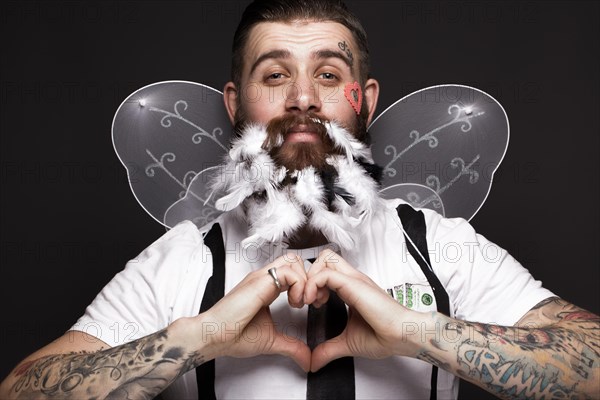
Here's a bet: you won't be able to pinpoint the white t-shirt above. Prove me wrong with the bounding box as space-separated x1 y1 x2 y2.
71 199 554 399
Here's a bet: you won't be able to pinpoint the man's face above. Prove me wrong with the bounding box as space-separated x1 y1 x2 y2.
224 21 378 171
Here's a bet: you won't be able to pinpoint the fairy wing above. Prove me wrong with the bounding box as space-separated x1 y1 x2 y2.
112 82 508 228
112 80 232 228
369 84 509 220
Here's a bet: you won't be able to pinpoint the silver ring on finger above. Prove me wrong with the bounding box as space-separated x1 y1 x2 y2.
268 267 282 290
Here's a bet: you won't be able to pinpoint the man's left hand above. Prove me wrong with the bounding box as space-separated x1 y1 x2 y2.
304 250 420 372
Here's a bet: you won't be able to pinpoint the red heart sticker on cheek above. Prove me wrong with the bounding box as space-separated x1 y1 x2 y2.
344 81 363 115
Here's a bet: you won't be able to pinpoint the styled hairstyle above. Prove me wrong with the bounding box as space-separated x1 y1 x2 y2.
231 0 370 88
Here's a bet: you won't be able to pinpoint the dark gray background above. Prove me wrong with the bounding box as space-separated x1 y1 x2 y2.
1 1 598 399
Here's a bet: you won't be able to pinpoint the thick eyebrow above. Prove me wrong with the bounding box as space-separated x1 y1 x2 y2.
248 48 355 76
249 49 291 76
313 49 354 73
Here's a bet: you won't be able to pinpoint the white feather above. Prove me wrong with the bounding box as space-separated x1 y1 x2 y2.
307 206 356 250
326 121 373 162
243 191 305 248
331 155 382 221
213 125 286 212
228 124 267 161
210 121 384 251
294 167 325 206
293 169 356 249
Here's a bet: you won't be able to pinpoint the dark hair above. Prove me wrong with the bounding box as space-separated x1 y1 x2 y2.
231 0 370 88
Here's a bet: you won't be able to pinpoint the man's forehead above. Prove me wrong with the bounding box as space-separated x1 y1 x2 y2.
244 20 357 66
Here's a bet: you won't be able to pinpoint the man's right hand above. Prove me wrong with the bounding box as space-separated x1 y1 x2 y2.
193 253 311 370
0 254 311 399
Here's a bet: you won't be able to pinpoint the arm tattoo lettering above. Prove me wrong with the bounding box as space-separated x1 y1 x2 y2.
417 298 600 399
10 329 205 399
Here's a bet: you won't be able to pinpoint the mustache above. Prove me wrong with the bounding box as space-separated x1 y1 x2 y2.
262 113 330 150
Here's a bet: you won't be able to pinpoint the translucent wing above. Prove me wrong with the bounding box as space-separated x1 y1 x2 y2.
113 82 508 228
164 165 227 228
112 81 232 228
369 84 509 220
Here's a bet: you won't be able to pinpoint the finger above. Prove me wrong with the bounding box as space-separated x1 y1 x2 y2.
281 253 306 278
216 260 306 320
310 334 351 372
312 285 330 308
306 268 398 327
303 272 330 306
304 255 359 306
305 252 340 306
279 254 307 308
268 330 312 373
307 251 328 278
314 249 355 275
266 263 306 307
261 255 305 289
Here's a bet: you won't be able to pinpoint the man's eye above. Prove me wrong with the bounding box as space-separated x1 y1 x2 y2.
267 73 284 80
319 72 337 80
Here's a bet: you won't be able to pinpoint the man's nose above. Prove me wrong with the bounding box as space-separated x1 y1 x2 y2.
284 78 322 114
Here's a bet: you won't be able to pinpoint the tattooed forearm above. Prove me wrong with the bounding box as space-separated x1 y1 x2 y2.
416 298 600 399
9 329 205 399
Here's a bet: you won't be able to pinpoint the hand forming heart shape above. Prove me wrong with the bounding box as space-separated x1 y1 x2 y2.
203 250 415 373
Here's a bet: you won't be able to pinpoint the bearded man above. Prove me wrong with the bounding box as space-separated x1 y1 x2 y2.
1 1 598 399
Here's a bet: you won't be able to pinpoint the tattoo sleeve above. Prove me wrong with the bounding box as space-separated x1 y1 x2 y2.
8 328 205 399
416 297 600 399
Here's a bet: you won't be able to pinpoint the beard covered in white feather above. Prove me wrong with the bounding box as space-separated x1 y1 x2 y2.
210 122 383 250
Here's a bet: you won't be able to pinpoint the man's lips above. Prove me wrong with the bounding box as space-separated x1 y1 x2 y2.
285 124 321 144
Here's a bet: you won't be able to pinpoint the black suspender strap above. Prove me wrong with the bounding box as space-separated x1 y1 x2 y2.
196 223 225 400
396 205 451 315
194 209 448 399
396 204 451 400
306 256 355 399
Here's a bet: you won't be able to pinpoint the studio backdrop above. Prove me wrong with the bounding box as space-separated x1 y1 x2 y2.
1 2 598 399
